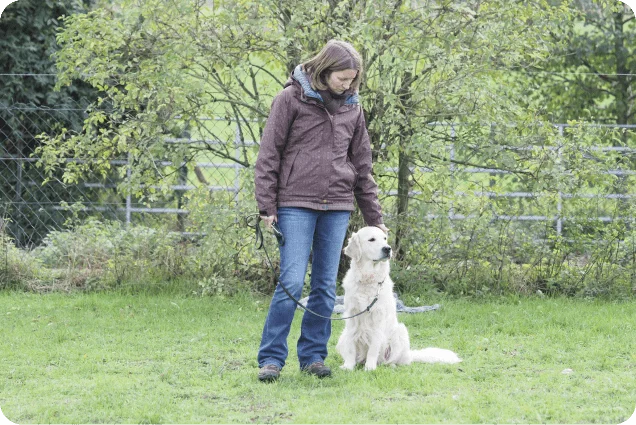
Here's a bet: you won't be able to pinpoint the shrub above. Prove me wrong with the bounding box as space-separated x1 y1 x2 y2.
1 226 41 290
33 218 187 289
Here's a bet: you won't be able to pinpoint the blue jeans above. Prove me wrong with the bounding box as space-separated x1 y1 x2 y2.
257 207 351 370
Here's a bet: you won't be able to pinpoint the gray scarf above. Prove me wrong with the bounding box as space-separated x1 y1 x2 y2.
318 89 347 114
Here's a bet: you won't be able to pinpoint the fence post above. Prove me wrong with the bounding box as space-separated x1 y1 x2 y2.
13 142 25 246
0 212 6 287
234 123 241 222
557 125 564 237
449 124 456 221
126 152 132 226
177 129 190 233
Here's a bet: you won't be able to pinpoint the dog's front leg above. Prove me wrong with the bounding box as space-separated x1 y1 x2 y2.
336 330 357 370
364 340 381 371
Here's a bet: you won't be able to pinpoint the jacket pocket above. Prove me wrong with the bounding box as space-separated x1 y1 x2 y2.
346 160 359 190
280 150 301 188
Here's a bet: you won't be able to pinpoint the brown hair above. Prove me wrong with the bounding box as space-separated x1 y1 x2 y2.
302 40 363 92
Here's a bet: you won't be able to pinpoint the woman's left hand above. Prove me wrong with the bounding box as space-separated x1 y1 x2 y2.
375 223 390 234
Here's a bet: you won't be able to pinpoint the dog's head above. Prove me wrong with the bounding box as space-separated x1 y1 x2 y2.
343 226 392 263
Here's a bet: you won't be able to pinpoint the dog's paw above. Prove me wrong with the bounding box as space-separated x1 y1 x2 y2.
364 364 377 371
340 364 355 371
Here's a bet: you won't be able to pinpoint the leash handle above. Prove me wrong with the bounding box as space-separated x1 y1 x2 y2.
271 222 285 246
245 213 381 321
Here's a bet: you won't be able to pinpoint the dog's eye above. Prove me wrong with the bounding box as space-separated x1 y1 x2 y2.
368 238 375 242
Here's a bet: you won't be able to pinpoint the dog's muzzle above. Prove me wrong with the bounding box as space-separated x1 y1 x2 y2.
378 246 392 260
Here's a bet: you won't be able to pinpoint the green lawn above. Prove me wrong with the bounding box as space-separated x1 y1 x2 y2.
1 291 635 424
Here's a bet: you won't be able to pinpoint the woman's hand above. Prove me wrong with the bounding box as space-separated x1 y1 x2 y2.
375 223 390 234
260 215 277 228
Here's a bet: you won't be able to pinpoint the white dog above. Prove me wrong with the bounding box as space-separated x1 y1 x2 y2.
336 226 461 371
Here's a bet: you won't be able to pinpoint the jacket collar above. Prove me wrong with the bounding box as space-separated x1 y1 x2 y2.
291 65 360 105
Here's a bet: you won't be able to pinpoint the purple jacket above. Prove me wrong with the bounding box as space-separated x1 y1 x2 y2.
254 65 383 226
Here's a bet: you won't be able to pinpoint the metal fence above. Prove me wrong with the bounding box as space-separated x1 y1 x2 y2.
396 123 636 235
2 98 636 249
0 99 248 247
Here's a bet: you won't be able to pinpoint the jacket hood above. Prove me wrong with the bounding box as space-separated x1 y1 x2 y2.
286 65 359 105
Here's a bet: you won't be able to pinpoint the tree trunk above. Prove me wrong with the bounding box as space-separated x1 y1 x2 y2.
613 8 630 211
614 9 629 131
394 71 415 261
395 147 411 261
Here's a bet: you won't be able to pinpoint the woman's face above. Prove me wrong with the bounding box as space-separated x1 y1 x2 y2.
326 69 357 94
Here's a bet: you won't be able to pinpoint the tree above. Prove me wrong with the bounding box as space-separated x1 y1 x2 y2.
345 0 573 257
522 0 635 213
525 0 635 126
0 0 96 246
42 0 583 266
45 4 567 182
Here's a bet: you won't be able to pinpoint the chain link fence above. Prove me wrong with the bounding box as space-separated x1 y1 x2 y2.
0 100 250 248
3 103 636 244
2 77 636 286
2 92 636 295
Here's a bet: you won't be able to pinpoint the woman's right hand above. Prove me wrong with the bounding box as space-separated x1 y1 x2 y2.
260 215 277 228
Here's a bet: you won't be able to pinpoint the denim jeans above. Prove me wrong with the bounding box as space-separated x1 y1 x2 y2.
257 207 351 370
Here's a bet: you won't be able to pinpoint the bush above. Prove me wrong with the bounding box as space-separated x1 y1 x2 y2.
15 187 275 294
385 206 636 299
1 226 42 290
183 186 274 295
32 218 187 289
2 185 635 299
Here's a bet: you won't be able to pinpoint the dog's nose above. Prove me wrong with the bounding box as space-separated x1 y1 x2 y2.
382 246 392 256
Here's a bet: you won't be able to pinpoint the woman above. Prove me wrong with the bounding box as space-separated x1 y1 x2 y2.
254 40 389 382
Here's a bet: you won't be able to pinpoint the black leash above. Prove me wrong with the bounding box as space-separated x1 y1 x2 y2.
245 213 384 321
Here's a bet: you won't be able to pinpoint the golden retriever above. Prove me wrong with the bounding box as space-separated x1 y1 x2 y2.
336 226 461 371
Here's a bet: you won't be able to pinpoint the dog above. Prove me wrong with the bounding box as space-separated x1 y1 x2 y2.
336 226 461 371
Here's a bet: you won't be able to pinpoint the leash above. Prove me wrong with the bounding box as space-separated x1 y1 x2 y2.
245 213 384 321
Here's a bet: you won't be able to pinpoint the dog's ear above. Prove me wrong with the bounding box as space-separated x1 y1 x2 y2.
343 232 361 261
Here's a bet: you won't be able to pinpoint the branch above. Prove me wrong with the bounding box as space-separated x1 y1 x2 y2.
544 71 616 97
580 58 615 84
248 61 286 88
365 0 404 71
422 153 534 177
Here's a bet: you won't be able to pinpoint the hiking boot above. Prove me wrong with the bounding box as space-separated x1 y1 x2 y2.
258 364 280 382
303 361 332 378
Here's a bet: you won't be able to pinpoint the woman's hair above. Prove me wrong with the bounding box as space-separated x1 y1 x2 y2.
302 40 363 92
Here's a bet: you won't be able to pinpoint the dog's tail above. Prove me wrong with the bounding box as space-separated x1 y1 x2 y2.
410 348 462 364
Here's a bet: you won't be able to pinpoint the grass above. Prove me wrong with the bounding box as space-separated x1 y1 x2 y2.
1 290 635 424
